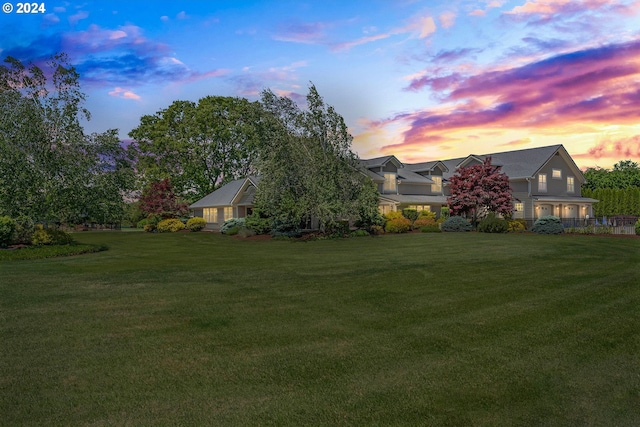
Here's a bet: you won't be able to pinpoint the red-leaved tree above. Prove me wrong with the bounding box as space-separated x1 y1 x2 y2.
139 178 189 219
447 157 512 223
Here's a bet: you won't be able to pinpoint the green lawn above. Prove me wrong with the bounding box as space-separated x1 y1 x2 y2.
1 232 639 426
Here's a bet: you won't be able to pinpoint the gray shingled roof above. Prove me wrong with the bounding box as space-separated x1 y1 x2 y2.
429 144 566 181
189 176 260 209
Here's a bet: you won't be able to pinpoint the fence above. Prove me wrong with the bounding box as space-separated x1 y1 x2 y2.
520 216 638 235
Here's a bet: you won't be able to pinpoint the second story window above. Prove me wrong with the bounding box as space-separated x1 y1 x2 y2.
431 176 442 193
567 176 575 193
552 169 562 179
383 173 397 193
538 173 547 192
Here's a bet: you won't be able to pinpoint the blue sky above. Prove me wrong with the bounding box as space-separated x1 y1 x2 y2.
3 0 640 168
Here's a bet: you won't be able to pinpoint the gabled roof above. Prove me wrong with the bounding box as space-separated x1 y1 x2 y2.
189 176 260 209
407 160 449 174
360 155 404 169
433 145 581 181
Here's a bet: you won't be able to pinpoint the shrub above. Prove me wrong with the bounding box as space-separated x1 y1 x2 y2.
226 226 241 236
221 218 246 234
146 213 162 226
414 217 436 228
635 219 640 235
136 218 150 229
441 216 472 232
418 210 437 220
31 228 74 246
440 206 450 219
157 218 185 233
370 225 384 235
384 211 404 221
420 225 441 233
271 218 301 238
384 217 411 233
237 227 256 238
402 208 419 222
186 217 207 232
0 216 16 246
143 224 156 233
508 219 527 232
478 213 508 233
350 229 370 237
531 215 564 234
245 209 272 234
328 220 350 236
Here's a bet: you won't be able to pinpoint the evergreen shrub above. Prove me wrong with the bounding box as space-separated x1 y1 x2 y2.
531 215 564 234
0 216 16 246
441 216 472 232
402 208 419 223
635 219 640 235
31 228 74 246
186 217 207 232
245 209 272 234
350 229 370 237
221 218 246 234
157 218 185 233
478 213 508 233
271 218 301 238
418 210 437 220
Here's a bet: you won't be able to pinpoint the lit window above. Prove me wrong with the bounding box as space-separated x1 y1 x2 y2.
409 205 431 212
552 169 562 179
383 173 397 193
431 176 442 193
203 208 216 223
378 205 392 215
538 173 547 192
223 206 234 221
513 202 524 219
567 176 575 193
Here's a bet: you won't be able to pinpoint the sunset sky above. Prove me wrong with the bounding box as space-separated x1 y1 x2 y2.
3 0 640 169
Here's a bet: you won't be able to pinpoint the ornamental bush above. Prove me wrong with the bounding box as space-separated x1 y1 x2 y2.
136 218 150 229
0 216 16 246
402 208 419 223
441 216 472 232
384 210 404 221
221 218 246 234
531 215 564 234
157 218 185 233
350 229 370 237
384 217 411 233
186 217 207 232
414 217 436 228
420 225 441 233
635 219 640 235
31 228 74 246
418 210 437 220
508 219 527 232
245 209 272 235
478 213 508 233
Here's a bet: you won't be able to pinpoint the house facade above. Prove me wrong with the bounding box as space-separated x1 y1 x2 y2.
189 144 597 229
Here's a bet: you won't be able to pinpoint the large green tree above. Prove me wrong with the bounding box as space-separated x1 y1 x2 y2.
0 54 134 225
255 84 379 231
129 96 264 202
583 160 640 190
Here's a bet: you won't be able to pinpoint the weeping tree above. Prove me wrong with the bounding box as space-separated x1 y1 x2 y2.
254 84 379 231
0 54 134 225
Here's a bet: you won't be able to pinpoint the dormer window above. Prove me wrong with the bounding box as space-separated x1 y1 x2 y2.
383 173 397 193
431 176 442 193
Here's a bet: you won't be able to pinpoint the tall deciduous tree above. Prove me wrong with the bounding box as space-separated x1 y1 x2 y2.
583 160 640 190
255 84 379 230
129 96 264 202
447 157 512 223
0 54 134 225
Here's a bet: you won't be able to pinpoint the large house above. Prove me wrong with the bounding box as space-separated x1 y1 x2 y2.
190 144 597 229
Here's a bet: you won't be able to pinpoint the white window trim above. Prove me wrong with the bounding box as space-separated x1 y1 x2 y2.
539 173 547 192
552 169 562 179
567 176 575 193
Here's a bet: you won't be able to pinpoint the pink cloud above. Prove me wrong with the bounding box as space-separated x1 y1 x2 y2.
108 87 141 100
439 11 456 29
382 39 640 154
574 135 640 160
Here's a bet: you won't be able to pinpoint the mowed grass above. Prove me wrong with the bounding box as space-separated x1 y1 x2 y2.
1 232 639 426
